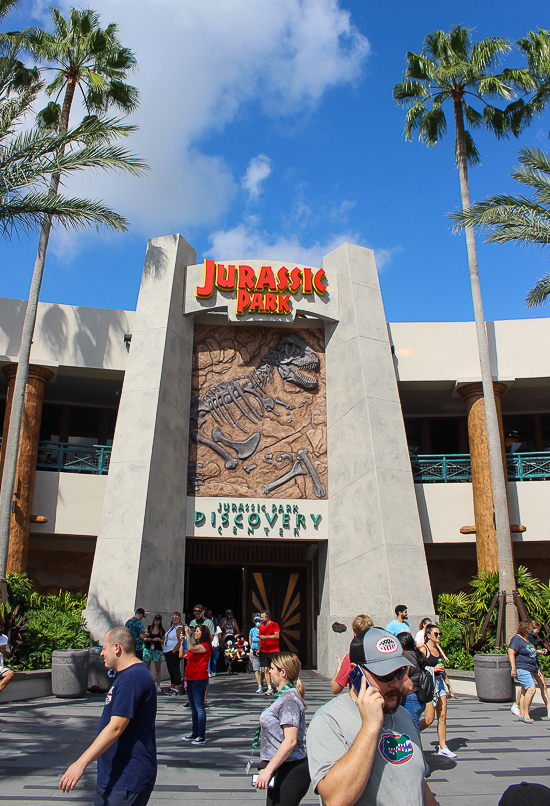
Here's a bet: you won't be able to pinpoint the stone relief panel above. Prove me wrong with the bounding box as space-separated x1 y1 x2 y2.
188 324 327 499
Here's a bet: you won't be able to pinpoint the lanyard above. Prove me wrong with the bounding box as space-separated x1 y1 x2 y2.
251 683 294 750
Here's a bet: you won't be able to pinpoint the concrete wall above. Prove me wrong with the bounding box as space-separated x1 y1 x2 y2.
416 480 550 544
0 298 134 371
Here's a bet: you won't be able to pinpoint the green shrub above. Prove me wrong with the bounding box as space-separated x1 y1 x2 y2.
6 576 94 671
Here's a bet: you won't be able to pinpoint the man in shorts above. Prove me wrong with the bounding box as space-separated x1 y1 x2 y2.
59 626 157 805
249 614 264 693
307 627 438 806
258 610 280 695
125 608 147 661
0 628 14 693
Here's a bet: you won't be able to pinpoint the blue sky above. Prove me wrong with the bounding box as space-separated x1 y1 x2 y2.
2 0 550 323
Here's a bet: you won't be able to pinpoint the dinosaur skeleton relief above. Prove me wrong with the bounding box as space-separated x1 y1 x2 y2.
188 328 327 498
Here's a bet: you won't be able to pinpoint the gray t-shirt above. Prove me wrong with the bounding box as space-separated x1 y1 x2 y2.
307 694 424 806
260 689 306 763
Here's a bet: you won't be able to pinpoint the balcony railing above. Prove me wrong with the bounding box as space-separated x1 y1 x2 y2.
35 442 111 475
411 451 550 483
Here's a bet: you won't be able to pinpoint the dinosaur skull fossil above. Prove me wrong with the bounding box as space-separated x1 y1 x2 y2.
272 335 319 390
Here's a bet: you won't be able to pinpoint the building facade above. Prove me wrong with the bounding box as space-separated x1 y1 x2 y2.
1 235 549 674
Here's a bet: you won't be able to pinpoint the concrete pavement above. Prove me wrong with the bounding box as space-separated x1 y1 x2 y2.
1 670 550 804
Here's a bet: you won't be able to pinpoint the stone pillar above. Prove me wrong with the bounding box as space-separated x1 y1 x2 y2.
1 364 54 574
457 382 508 574
84 234 196 640
316 243 434 676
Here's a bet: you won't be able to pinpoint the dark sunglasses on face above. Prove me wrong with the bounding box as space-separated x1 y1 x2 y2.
432 632 441 637
368 665 408 684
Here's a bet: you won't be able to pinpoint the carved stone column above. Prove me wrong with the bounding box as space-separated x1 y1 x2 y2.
1 364 54 574
457 381 509 574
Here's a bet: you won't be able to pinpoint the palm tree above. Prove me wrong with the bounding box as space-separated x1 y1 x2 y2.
393 25 532 638
504 29 550 135
1 112 144 237
0 8 141 578
452 146 550 307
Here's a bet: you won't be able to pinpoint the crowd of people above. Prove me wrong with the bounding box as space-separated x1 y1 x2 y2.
53 603 550 806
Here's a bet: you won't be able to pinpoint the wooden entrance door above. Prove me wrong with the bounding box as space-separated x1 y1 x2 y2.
248 567 308 662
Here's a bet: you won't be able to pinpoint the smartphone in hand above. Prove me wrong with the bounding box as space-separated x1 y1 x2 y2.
349 665 369 695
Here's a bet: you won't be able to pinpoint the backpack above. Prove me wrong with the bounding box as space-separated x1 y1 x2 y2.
416 667 435 703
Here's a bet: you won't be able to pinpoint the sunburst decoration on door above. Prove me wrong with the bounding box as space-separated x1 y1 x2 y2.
251 572 301 654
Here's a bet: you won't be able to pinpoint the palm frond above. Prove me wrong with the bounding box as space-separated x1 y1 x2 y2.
0 193 129 238
392 78 428 104
526 273 550 307
455 130 481 166
482 104 509 139
470 36 510 72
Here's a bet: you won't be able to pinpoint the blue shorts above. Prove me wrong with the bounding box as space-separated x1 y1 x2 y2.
94 784 152 805
516 669 535 689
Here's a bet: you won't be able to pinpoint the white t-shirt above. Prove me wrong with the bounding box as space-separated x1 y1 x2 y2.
415 629 427 646
212 626 222 648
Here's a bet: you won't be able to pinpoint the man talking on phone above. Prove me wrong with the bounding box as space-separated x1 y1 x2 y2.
307 628 438 806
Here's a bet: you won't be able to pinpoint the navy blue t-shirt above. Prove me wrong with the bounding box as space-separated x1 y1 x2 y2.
509 634 537 673
97 662 157 792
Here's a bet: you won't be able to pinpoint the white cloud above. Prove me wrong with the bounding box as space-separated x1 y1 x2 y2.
207 220 401 271
241 155 272 199
207 219 355 266
34 0 370 234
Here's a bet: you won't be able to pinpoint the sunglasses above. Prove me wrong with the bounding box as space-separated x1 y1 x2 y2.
432 632 441 638
368 665 408 684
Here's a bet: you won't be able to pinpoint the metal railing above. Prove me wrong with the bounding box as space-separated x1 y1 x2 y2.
411 451 550 483
36 441 111 475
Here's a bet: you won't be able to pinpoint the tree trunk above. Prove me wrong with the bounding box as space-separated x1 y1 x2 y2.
0 77 76 579
453 97 517 640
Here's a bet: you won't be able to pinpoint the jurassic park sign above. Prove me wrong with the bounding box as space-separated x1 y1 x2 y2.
195 259 328 316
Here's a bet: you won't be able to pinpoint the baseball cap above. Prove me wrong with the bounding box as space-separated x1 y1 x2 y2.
154 614 162 620
499 783 550 806
349 628 408 677
193 604 204 611
135 608 145 616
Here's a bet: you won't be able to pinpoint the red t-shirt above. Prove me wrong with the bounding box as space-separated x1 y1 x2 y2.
186 642 211 680
259 622 280 654
335 653 355 688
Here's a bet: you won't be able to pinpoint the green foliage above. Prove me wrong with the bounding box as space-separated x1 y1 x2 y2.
6 572 33 608
6 575 95 671
436 566 550 670
438 617 474 671
13 608 94 671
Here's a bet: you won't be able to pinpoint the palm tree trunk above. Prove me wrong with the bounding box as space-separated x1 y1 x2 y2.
453 98 517 640
0 78 76 579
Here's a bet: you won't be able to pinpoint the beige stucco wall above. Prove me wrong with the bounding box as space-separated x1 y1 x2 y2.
416 480 550 544
30 471 107 536
390 319 550 381
0 298 134 371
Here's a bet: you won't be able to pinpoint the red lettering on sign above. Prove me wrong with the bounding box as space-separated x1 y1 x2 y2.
255 265 277 292
313 268 327 295
249 293 265 312
288 267 302 293
277 294 291 314
215 263 236 290
263 293 277 312
302 267 313 294
236 290 251 314
238 265 256 291
196 259 215 298
277 266 289 291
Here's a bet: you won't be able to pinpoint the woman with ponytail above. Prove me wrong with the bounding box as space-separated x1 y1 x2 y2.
253 652 310 805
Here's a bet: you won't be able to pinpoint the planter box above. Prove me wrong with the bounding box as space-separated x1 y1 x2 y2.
0 670 52 704
474 653 514 702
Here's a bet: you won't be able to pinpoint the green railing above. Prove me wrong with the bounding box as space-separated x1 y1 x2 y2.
412 451 550 483
36 441 111 474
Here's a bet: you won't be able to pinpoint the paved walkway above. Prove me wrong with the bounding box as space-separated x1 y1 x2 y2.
1 671 550 804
